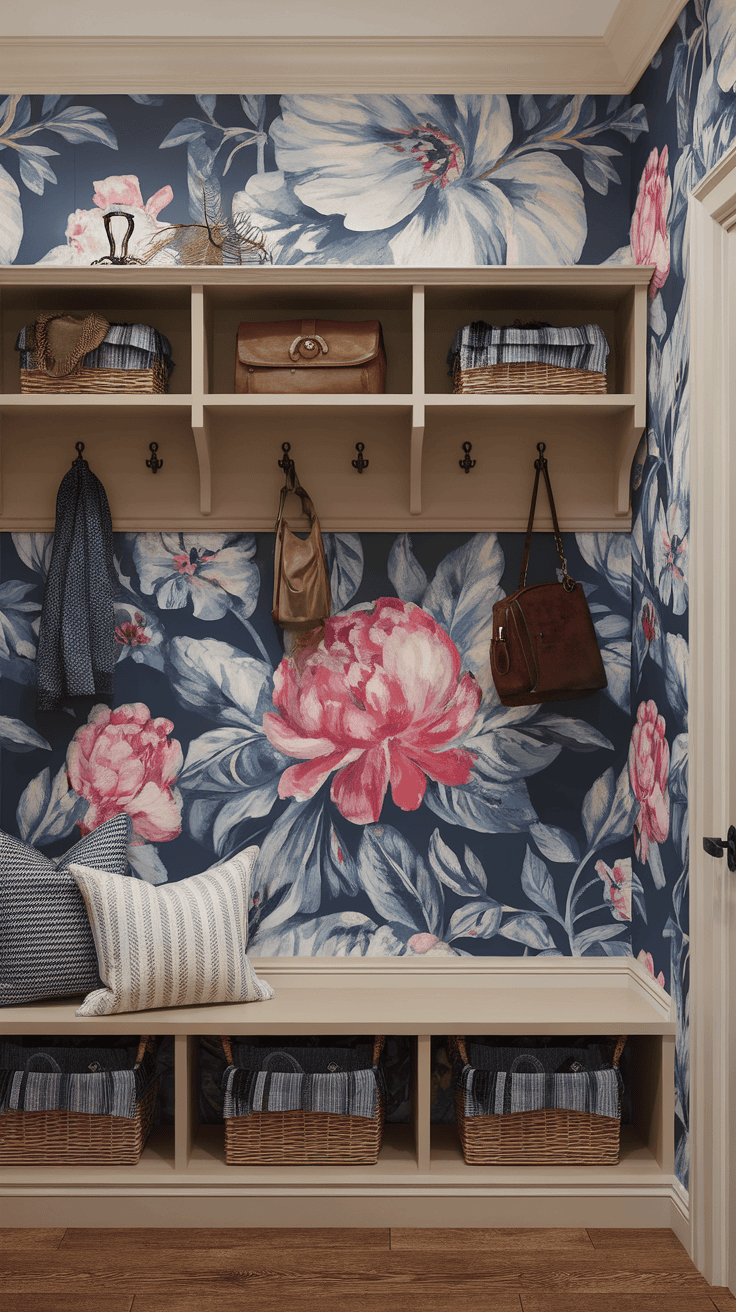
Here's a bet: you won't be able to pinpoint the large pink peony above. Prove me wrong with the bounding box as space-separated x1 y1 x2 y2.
628 699 670 863
263 598 481 825
630 145 671 297
67 703 183 843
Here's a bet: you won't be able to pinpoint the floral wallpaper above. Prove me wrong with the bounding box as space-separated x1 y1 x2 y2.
3 5 735 1179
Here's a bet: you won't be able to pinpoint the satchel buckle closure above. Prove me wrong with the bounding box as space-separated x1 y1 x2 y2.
289 333 329 361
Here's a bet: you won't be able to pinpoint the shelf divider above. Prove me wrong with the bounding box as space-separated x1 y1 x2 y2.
413 1034 432 1172
174 1033 197 1172
410 402 425 515
191 401 212 516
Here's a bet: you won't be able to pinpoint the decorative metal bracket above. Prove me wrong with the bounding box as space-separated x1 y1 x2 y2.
278 442 295 478
459 441 476 474
91 211 145 266
146 442 163 474
352 442 369 474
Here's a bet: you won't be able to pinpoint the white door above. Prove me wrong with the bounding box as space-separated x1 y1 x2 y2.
690 141 736 1292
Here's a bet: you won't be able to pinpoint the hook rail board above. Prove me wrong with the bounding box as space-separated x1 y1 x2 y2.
0 266 650 531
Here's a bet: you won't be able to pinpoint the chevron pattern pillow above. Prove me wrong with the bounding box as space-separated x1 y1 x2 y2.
0 814 133 1007
70 846 274 1016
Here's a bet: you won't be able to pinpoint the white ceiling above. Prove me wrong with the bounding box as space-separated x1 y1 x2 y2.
0 0 646 39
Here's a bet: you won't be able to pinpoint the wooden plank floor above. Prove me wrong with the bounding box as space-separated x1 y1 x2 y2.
0 1228 732 1311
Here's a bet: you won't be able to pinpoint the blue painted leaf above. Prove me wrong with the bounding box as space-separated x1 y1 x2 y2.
428 829 486 896
16 765 86 846
573 923 627 955
600 639 632 712
607 103 648 140
167 636 274 729
446 899 503 942
529 822 579 864
648 841 666 890
160 118 207 149
127 843 168 885
0 161 22 263
323 534 363 611
187 136 221 222
0 716 49 753
425 776 538 835
519 95 540 129
196 95 218 118
357 825 444 938
42 95 64 116
251 911 406 957
45 106 117 148
581 764 636 848
600 940 634 957
522 712 613 753
179 726 285 841
497 913 556 951
387 534 428 604
520 845 562 918
631 871 648 924
251 794 358 935
240 95 267 129
11 533 53 578
422 534 505 692
582 146 622 194
16 146 57 195
664 634 688 726
575 533 631 603
128 94 164 106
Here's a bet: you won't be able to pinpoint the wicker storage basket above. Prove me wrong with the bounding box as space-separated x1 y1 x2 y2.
449 320 609 395
450 1035 626 1166
221 1036 385 1165
16 314 173 395
452 360 607 395
0 1037 157 1165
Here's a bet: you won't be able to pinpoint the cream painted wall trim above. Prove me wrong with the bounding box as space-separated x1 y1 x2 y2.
689 139 736 1293
0 2 686 94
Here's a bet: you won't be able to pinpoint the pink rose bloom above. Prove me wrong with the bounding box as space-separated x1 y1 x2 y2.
595 858 632 921
638 949 665 989
628 699 670 863
407 933 439 954
42 175 174 267
630 146 671 297
67 702 183 844
263 598 481 825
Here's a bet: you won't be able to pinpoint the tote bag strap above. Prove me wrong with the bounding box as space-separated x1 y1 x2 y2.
518 442 575 591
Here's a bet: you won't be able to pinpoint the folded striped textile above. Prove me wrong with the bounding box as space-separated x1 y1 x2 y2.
459 1064 622 1120
222 1065 378 1119
448 322 609 376
0 1045 156 1119
16 323 174 377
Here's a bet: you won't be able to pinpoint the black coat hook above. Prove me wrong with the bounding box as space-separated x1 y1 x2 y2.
459 442 476 474
146 442 163 474
278 442 295 478
72 442 86 465
352 442 369 474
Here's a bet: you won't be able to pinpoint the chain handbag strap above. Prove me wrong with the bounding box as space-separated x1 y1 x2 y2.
518 442 575 592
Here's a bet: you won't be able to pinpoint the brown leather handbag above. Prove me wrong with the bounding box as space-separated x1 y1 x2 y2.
272 465 332 632
490 443 607 706
236 319 386 394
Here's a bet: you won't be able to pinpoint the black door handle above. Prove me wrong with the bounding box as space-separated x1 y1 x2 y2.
703 825 736 871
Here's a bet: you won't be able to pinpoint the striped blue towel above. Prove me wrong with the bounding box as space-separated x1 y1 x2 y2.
459 1064 621 1120
16 322 174 376
449 322 609 375
222 1065 379 1119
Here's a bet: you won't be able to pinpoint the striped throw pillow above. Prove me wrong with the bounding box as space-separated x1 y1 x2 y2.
0 814 133 1006
70 846 274 1016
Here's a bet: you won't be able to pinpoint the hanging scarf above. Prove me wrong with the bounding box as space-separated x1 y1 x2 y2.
35 458 116 713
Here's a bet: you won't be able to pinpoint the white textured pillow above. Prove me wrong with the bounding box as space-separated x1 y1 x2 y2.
70 846 274 1016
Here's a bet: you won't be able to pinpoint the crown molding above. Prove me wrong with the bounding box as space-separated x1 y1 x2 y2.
0 6 687 95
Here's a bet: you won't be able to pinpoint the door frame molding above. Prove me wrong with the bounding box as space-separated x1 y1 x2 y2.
689 139 736 1289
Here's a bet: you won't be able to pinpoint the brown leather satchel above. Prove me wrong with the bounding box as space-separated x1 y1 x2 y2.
490 443 607 706
272 466 332 632
236 319 386 394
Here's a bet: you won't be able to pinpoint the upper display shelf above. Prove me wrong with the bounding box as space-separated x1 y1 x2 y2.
0 266 652 532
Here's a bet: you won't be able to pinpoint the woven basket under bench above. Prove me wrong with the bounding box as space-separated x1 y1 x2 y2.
450 1035 626 1166
0 1037 157 1165
221 1036 385 1165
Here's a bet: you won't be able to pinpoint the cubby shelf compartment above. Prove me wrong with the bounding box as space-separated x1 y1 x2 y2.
0 265 651 532
0 958 682 1232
